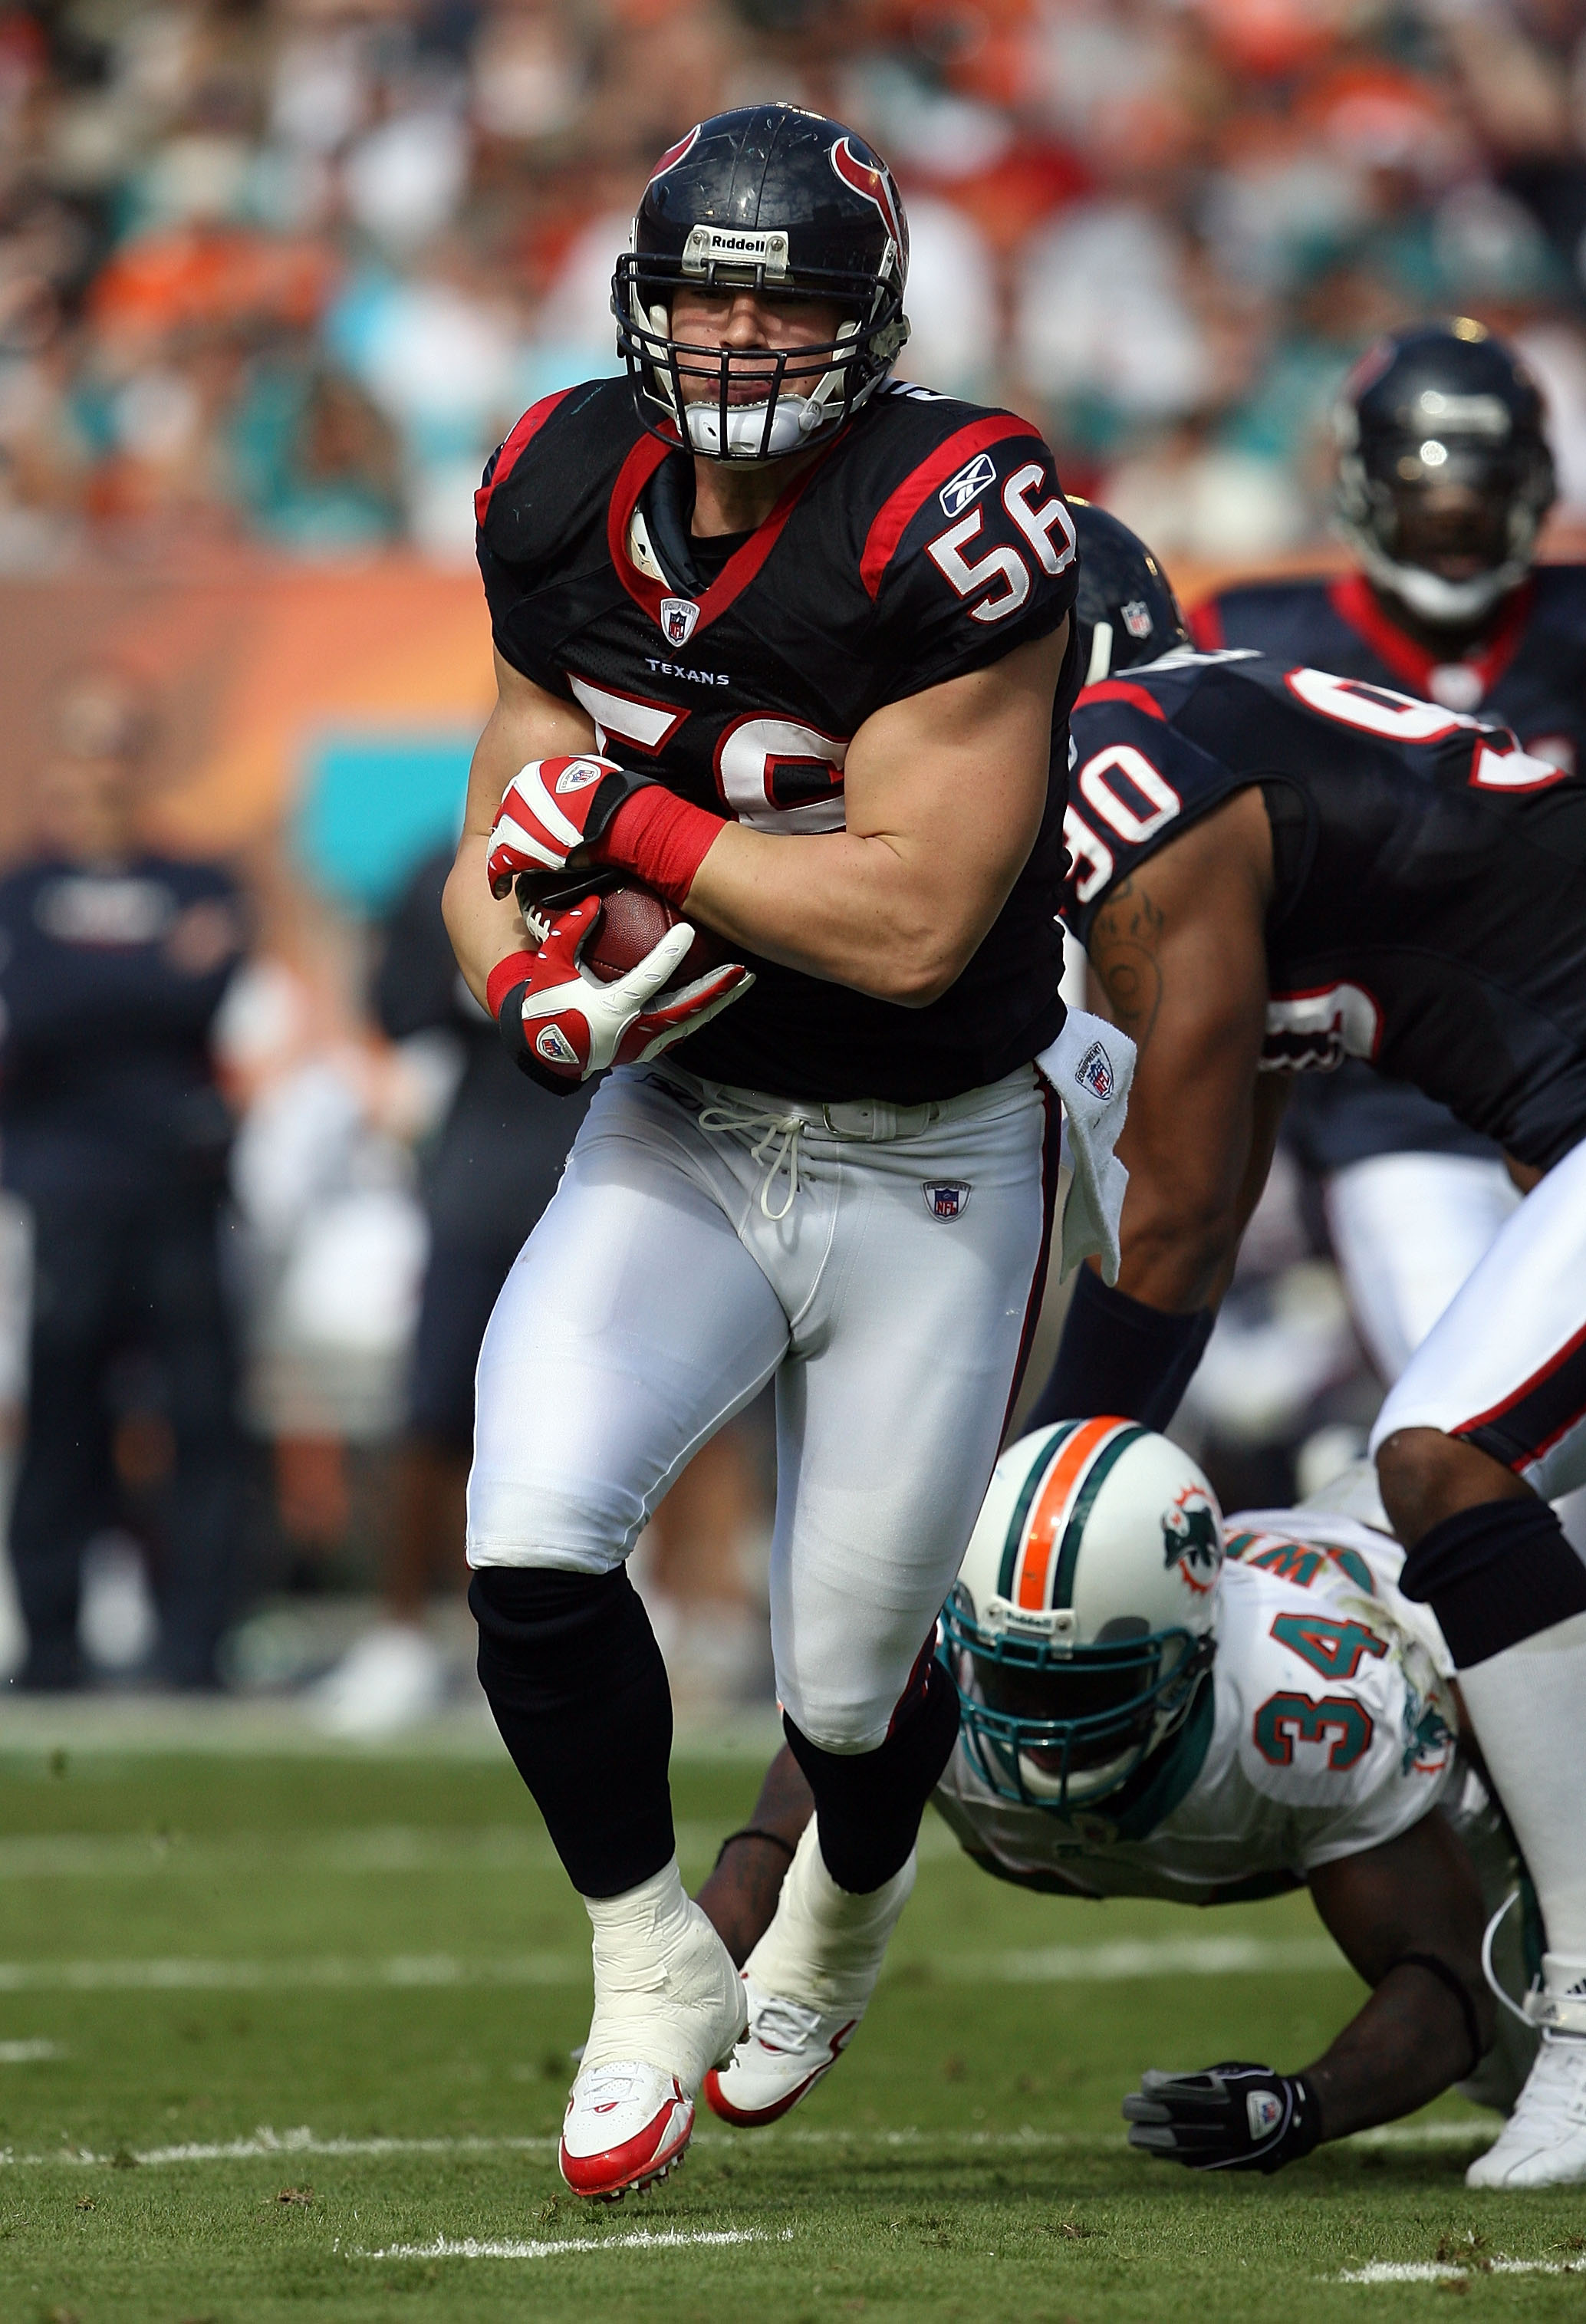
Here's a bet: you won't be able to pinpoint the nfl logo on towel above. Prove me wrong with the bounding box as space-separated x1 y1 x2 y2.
923 1181 971 1220
660 596 699 645
1076 1040 1114 1101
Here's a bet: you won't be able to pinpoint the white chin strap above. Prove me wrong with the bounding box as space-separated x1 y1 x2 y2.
1347 527 1526 624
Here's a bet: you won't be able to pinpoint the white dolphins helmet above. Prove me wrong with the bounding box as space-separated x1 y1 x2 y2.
941 1420 1222 1813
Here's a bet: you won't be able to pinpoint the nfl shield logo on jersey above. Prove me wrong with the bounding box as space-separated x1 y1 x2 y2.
1075 1040 1115 1101
1120 598 1153 640
660 596 699 646
923 1181 972 1220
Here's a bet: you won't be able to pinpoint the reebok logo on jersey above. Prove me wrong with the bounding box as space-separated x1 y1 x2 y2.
923 1181 972 1220
554 759 606 795
535 1025 579 1067
938 451 998 519
1075 1040 1115 1101
1247 2089 1285 2141
660 597 700 646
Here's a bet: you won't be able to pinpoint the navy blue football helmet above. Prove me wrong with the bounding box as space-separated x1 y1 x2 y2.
614 104 910 462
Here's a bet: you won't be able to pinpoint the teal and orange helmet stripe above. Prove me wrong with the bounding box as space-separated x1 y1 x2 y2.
996 1418 1149 1611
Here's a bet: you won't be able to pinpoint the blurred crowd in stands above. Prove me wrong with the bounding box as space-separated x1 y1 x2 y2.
8 0 1586 1718
3 0 1586 565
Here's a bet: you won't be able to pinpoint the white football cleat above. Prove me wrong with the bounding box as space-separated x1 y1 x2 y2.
703 1975 858 2125
704 1817 916 2129
311 1623 447 1738
559 2060 694 2201
558 1858 745 2201
1466 2034 1586 2189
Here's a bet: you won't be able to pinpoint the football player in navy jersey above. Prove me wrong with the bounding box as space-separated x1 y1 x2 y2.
436 104 1091 2201
1190 321 1585 1390
1032 506 1586 2190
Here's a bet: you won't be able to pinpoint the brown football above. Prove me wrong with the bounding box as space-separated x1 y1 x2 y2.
579 879 727 986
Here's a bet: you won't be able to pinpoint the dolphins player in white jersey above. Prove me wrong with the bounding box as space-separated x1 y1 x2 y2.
699 1426 1532 2172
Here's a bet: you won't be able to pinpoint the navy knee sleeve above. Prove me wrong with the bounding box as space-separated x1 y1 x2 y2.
1028 1266 1213 1434
470 1565 675 1898
1399 1496 1586 1667
784 1654 961 1894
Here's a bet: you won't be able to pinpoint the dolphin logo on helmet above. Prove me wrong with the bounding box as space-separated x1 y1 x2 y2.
940 1421 1221 1816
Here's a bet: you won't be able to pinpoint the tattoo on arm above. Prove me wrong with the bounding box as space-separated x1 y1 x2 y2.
1087 875 1166 1052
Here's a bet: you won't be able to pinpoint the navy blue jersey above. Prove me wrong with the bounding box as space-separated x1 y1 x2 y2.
477 376 1079 1104
1190 569 1586 1170
1061 651 1586 1170
0 854 242 1198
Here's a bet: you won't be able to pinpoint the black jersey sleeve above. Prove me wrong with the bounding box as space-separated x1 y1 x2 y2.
1061 687 1249 942
475 379 633 696
861 417 1078 704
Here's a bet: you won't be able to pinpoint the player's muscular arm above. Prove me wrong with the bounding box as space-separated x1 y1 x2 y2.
1084 788 1279 1312
443 651 598 1006
681 624 1067 1007
1300 1810 1493 2140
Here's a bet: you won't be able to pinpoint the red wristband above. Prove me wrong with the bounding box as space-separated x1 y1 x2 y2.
485 951 536 1019
597 787 724 908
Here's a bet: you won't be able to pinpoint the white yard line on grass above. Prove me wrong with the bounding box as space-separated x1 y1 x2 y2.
0 1821 761 1879
1347 2122 1499 2148
0 1934 1346 1992
1338 2260 1582 2283
0 2119 1496 2170
359 2228 793 2261
0 1956 584 1990
0 2039 59 2062
943 1936 1347 1982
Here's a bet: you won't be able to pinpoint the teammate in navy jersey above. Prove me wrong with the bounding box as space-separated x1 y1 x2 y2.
1035 507 1586 2189
433 104 1096 2201
1190 321 1581 1385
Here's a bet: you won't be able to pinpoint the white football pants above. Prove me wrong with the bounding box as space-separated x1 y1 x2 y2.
1370 1134 1586 1500
1324 1150 1521 1385
467 1061 1055 1750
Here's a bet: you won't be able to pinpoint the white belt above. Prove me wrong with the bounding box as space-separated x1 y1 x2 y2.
671 1071 1028 1223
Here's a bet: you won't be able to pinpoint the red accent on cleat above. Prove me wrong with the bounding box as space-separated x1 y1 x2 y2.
702 2019 857 2128
558 2076 694 2201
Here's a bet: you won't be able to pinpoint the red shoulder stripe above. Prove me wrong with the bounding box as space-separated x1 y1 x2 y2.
859 415 1045 600
1075 677 1166 720
1188 597 1224 650
474 390 574 528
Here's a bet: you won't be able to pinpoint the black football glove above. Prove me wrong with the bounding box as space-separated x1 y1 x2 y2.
1122 2061 1321 2174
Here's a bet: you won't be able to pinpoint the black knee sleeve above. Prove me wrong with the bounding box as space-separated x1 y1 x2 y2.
469 1565 675 1898
783 1653 961 1894
1399 1496 1586 1667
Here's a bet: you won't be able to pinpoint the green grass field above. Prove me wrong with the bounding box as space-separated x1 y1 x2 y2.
0 1728 1578 2324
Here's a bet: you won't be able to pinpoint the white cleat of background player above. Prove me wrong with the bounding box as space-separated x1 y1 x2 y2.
1468 1957 1586 2189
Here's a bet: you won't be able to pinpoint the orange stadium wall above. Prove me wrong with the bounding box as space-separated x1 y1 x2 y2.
4 525 1582 1017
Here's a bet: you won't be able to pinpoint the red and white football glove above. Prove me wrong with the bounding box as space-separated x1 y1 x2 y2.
487 755 656 900
486 895 753 1094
